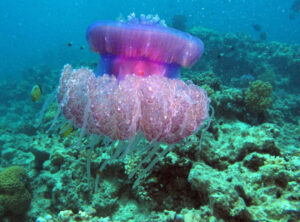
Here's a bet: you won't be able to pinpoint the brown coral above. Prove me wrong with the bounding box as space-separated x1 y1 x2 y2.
245 80 273 113
0 166 31 216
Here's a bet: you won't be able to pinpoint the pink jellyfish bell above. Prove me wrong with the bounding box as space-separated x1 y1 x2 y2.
86 14 204 80
58 14 209 144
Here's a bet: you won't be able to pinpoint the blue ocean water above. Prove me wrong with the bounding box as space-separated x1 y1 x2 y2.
0 0 299 81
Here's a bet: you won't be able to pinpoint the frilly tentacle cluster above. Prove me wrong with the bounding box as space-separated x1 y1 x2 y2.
58 65 210 144
119 12 167 27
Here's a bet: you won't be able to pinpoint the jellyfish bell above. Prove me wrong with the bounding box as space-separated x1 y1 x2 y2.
86 16 204 80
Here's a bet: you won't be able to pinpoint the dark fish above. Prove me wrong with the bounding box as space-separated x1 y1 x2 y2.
80 45 85 50
253 24 262 32
292 0 300 12
289 13 296 20
67 42 73 47
172 14 187 31
217 53 224 59
260 32 267 41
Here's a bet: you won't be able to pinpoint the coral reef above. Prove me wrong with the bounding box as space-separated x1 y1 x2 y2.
0 23 300 222
0 166 31 218
245 80 273 114
189 26 300 93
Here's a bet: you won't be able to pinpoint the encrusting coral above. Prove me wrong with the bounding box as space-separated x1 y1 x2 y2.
245 80 273 113
0 166 31 217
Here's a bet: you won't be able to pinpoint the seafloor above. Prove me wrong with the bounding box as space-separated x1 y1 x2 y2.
0 26 299 222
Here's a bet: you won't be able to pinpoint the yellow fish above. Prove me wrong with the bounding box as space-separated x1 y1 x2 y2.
31 84 42 102
59 123 74 138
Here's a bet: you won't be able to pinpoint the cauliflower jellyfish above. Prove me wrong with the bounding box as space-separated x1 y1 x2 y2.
40 13 211 189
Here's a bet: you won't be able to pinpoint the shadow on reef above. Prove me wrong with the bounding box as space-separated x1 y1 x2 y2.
140 160 206 212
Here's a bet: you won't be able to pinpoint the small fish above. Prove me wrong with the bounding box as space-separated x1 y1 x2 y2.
292 0 300 12
67 42 73 47
172 14 187 31
31 84 42 102
147 176 158 183
217 53 224 59
80 45 85 50
59 123 74 138
260 32 267 41
252 24 261 32
289 13 296 20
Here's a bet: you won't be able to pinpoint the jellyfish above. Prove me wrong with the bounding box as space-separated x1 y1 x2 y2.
86 14 203 80
54 14 210 187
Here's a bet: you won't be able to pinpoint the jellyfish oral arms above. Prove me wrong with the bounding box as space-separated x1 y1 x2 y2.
86 17 204 79
58 65 209 144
